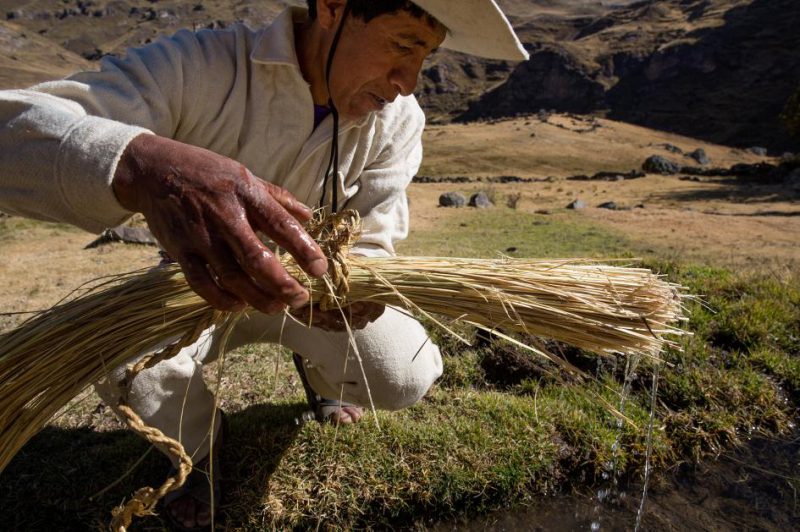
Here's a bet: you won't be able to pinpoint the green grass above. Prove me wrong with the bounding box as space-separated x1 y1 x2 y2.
1 210 798 529
398 209 638 258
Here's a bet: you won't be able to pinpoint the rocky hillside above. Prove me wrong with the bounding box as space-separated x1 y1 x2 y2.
455 0 800 152
1 0 796 151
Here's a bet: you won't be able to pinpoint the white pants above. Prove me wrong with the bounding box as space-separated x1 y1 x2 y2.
94 307 442 465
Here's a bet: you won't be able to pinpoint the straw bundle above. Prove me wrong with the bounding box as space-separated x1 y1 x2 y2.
0 210 686 525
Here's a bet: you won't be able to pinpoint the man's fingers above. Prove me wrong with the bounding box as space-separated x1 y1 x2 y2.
248 195 328 278
179 254 245 312
222 226 311 309
262 181 314 222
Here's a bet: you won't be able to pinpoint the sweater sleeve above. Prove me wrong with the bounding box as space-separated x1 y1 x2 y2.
0 28 240 233
346 97 425 258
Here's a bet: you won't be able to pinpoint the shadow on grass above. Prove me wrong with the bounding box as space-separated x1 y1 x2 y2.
0 402 307 530
649 179 800 206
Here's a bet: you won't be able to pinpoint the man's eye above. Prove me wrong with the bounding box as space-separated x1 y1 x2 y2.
394 42 412 52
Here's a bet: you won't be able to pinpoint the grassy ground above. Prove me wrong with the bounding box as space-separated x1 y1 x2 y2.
1 209 798 530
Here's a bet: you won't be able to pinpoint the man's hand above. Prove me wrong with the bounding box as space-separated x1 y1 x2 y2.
113 134 328 314
292 301 385 332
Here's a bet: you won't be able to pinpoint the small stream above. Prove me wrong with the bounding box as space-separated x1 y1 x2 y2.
434 435 799 531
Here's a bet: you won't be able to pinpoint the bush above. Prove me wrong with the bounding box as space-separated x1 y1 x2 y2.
780 87 800 140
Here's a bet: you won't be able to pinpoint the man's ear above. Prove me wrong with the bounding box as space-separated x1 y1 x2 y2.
316 0 348 31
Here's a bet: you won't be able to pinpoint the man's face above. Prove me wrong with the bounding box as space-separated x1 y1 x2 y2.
327 10 447 118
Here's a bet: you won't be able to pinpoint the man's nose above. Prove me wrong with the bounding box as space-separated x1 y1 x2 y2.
389 62 421 97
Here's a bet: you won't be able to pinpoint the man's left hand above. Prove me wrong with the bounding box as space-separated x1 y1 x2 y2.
292 301 385 332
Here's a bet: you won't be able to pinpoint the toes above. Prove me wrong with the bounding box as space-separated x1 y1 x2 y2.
168 494 211 529
327 406 364 425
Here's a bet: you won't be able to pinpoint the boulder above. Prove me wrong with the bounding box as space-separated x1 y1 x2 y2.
85 226 158 249
657 143 683 154
686 148 710 166
642 155 681 175
597 201 618 210
439 192 467 207
566 199 586 210
748 146 768 156
469 192 493 208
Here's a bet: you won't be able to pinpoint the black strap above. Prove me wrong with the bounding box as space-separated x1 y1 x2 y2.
319 1 352 214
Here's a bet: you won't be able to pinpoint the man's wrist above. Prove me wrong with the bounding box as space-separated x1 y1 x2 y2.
112 133 154 212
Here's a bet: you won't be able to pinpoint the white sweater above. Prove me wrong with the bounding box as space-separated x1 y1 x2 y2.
0 7 425 257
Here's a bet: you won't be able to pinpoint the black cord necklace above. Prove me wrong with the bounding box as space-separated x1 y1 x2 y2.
319 1 352 215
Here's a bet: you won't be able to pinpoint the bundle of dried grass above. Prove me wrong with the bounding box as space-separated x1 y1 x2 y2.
0 210 687 526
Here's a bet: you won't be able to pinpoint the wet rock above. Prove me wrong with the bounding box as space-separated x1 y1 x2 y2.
85 226 158 249
439 192 467 208
748 146 768 156
469 192 493 208
687 148 710 166
642 155 681 175
566 199 586 210
597 201 618 210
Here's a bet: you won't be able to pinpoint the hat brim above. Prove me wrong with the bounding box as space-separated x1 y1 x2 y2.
410 0 529 61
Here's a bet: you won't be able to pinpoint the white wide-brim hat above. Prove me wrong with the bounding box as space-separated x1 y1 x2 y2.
410 0 529 61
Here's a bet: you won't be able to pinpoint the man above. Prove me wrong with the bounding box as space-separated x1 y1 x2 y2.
0 0 527 528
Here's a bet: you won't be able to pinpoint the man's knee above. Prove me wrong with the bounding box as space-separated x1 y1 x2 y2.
363 339 443 411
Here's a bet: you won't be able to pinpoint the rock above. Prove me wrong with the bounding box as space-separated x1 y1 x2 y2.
748 146 768 156
634 203 646 209
597 201 618 210
439 192 466 208
505 246 518 253
567 170 645 181
686 148 710 166
469 192 493 208
566 199 586 210
642 155 681 175
657 143 683 154
534 209 551 215
85 226 158 249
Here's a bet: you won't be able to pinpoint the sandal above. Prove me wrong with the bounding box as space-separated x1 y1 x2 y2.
162 412 227 531
292 353 363 424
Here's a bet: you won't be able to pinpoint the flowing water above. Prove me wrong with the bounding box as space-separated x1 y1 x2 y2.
433 433 800 531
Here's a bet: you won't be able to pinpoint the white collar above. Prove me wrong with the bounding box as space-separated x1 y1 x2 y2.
249 7 372 128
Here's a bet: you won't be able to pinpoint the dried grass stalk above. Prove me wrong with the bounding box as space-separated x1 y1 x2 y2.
0 211 687 476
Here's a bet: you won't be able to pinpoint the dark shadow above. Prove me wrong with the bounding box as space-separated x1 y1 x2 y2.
651 177 800 206
0 402 305 531
606 0 800 151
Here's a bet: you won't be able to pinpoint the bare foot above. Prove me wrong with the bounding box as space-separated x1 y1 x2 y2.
167 490 212 530
325 404 364 425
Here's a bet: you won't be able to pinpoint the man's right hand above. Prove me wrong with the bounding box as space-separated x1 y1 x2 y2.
112 134 328 314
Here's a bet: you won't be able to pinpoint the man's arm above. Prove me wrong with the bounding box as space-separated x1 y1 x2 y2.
0 28 327 313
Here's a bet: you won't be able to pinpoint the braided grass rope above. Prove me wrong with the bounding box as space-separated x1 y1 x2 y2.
0 209 687 527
